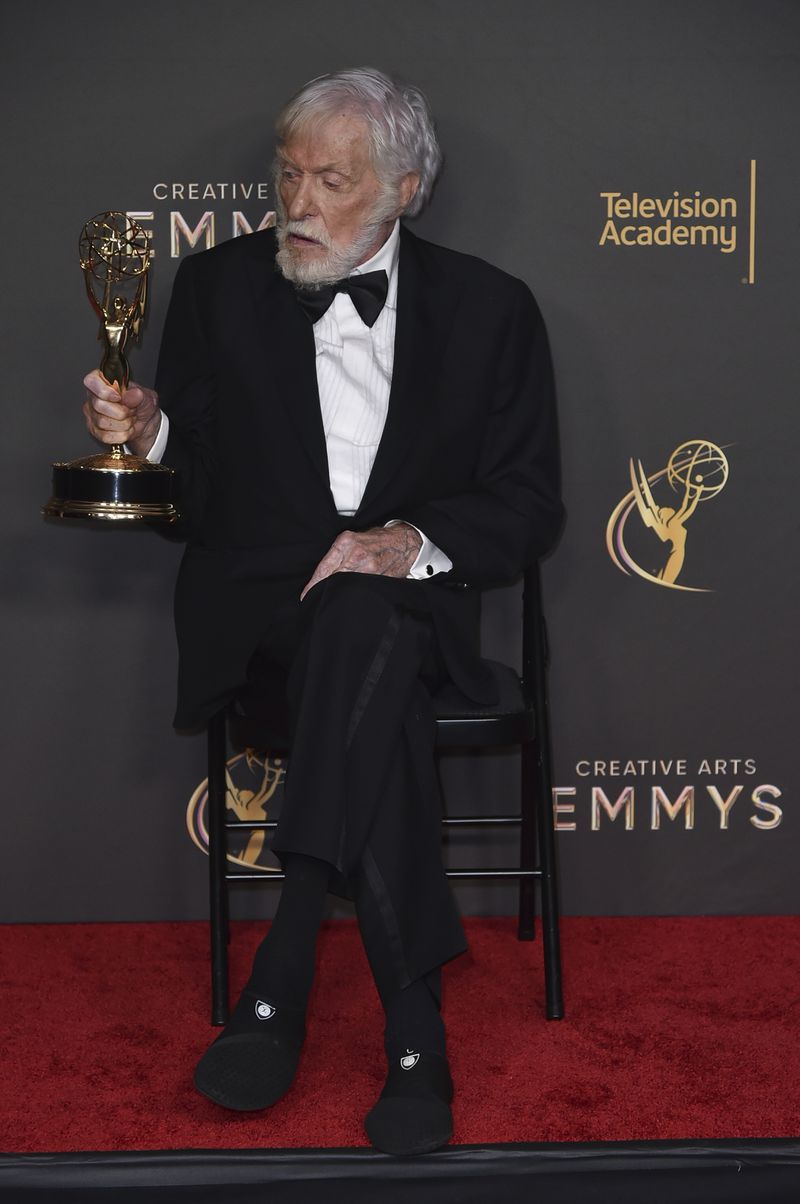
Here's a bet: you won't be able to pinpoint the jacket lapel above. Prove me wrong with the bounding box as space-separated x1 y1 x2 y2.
356 225 459 519
244 233 333 500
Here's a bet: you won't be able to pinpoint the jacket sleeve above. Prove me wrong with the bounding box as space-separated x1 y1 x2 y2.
153 256 218 541
401 282 564 585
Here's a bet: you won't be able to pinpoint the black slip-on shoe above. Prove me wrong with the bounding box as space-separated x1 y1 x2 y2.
364 1048 454 1156
193 994 306 1112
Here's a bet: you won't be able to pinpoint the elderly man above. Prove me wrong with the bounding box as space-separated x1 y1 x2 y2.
83 67 562 1156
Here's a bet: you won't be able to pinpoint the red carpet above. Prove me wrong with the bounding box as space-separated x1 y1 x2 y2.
3 916 799 1152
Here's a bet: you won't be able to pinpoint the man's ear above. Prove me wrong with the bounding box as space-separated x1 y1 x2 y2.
398 171 420 213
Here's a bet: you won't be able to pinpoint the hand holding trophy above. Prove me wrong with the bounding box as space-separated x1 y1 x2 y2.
43 211 177 522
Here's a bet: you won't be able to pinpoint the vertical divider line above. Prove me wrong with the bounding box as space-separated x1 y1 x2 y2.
748 159 757 285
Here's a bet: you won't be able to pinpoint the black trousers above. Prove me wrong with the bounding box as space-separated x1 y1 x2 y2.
239 572 467 997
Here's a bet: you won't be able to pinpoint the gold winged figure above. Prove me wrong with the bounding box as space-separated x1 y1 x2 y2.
224 751 286 867
629 457 702 585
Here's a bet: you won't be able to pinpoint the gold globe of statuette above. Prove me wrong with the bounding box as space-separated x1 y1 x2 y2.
42 211 177 523
666 440 729 502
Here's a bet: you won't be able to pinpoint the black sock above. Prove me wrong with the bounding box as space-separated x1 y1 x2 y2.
355 874 447 1061
383 969 446 1061
226 852 330 1034
366 970 452 1155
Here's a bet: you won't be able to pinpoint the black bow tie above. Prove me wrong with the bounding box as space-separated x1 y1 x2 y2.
295 269 389 328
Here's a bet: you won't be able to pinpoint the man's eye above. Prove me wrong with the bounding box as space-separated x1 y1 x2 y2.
281 169 298 182
323 179 341 190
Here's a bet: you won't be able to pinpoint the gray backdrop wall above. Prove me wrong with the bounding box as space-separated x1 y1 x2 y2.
2 0 798 922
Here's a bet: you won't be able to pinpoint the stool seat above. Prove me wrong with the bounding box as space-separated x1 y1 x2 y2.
434 660 535 746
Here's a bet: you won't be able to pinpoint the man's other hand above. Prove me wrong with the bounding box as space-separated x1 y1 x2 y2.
300 524 423 600
83 369 162 459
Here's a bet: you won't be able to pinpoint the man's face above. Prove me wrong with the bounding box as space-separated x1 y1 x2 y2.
275 112 398 286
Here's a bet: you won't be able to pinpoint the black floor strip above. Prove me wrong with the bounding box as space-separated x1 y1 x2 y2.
2 1139 800 1204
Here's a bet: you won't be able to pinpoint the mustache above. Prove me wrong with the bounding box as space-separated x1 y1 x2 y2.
280 220 333 249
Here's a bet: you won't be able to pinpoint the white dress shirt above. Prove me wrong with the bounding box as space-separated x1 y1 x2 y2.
144 220 452 579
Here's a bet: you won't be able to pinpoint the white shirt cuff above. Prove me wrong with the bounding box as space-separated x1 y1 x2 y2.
384 520 453 579
124 411 169 463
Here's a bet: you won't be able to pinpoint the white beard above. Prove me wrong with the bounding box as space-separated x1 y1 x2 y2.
274 191 398 288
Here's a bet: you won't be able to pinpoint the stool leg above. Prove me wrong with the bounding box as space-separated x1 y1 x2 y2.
207 711 230 1026
534 729 564 1020
518 741 536 941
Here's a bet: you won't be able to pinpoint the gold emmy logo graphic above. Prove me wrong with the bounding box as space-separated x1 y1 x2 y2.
186 750 286 871
606 440 730 592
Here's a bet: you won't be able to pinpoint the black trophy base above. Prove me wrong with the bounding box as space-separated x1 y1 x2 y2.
43 452 178 523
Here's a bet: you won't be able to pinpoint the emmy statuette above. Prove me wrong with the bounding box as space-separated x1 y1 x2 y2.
43 211 177 522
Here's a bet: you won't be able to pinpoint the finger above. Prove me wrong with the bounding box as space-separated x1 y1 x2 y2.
93 412 133 434
89 422 133 443
319 541 350 574
299 549 344 600
300 556 338 599
82 397 97 436
119 382 155 411
83 399 132 442
122 384 145 408
300 568 327 600
300 561 356 600
90 424 133 444
335 542 376 574
300 534 355 600
83 370 120 404
88 394 129 421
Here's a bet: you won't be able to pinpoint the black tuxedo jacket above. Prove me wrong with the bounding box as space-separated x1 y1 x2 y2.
155 224 563 728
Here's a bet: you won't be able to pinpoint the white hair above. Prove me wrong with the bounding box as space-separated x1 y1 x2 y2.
275 66 442 217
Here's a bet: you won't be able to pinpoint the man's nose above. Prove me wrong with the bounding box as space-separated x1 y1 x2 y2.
287 176 317 221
